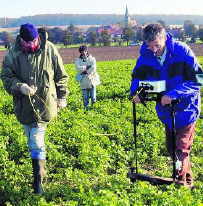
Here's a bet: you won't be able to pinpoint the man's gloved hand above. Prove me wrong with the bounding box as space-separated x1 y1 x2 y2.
20 83 36 96
161 95 172 106
57 98 67 109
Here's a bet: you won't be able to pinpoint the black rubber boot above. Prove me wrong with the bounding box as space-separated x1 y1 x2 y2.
32 159 46 194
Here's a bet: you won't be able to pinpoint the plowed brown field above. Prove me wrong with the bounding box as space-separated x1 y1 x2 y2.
1 44 203 65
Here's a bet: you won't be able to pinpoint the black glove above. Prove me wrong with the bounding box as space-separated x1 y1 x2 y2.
86 65 91 70
82 70 88 74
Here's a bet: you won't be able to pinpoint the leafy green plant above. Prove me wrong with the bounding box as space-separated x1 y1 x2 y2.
0 59 202 205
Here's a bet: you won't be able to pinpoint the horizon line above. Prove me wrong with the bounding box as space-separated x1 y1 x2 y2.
1 13 203 19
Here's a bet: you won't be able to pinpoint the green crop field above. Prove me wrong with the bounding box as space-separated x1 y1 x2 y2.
0 59 202 205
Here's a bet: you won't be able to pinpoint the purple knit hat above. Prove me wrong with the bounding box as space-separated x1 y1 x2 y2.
20 23 39 42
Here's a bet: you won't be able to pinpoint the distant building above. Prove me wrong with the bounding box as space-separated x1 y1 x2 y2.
97 24 123 38
0 40 4 45
124 5 130 28
124 5 137 28
96 5 138 38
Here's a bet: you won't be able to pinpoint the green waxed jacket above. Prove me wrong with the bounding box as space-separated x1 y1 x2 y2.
1 32 68 125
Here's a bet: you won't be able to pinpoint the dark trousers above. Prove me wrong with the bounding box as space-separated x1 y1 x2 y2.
165 123 195 180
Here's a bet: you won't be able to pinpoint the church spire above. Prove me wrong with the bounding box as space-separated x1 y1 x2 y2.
125 5 129 17
124 4 130 27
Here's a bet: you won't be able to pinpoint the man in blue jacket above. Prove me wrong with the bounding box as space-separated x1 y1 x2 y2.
130 23 202 188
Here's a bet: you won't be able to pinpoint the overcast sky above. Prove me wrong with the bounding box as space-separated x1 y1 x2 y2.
1 0 203 18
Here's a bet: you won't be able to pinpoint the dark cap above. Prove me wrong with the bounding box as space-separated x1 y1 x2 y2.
79 45 88 53
20 23 39 42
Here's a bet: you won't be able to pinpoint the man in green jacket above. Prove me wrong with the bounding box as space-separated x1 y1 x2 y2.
1 23 68 194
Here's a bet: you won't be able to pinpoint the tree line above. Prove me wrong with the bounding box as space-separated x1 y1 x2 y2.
1 20 203 48
2 14 203 27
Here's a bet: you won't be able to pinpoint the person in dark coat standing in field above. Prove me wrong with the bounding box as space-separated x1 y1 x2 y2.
1 23 68 194
130 23 202 188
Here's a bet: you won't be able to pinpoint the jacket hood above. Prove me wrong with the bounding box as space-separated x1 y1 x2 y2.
139 33 175 57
